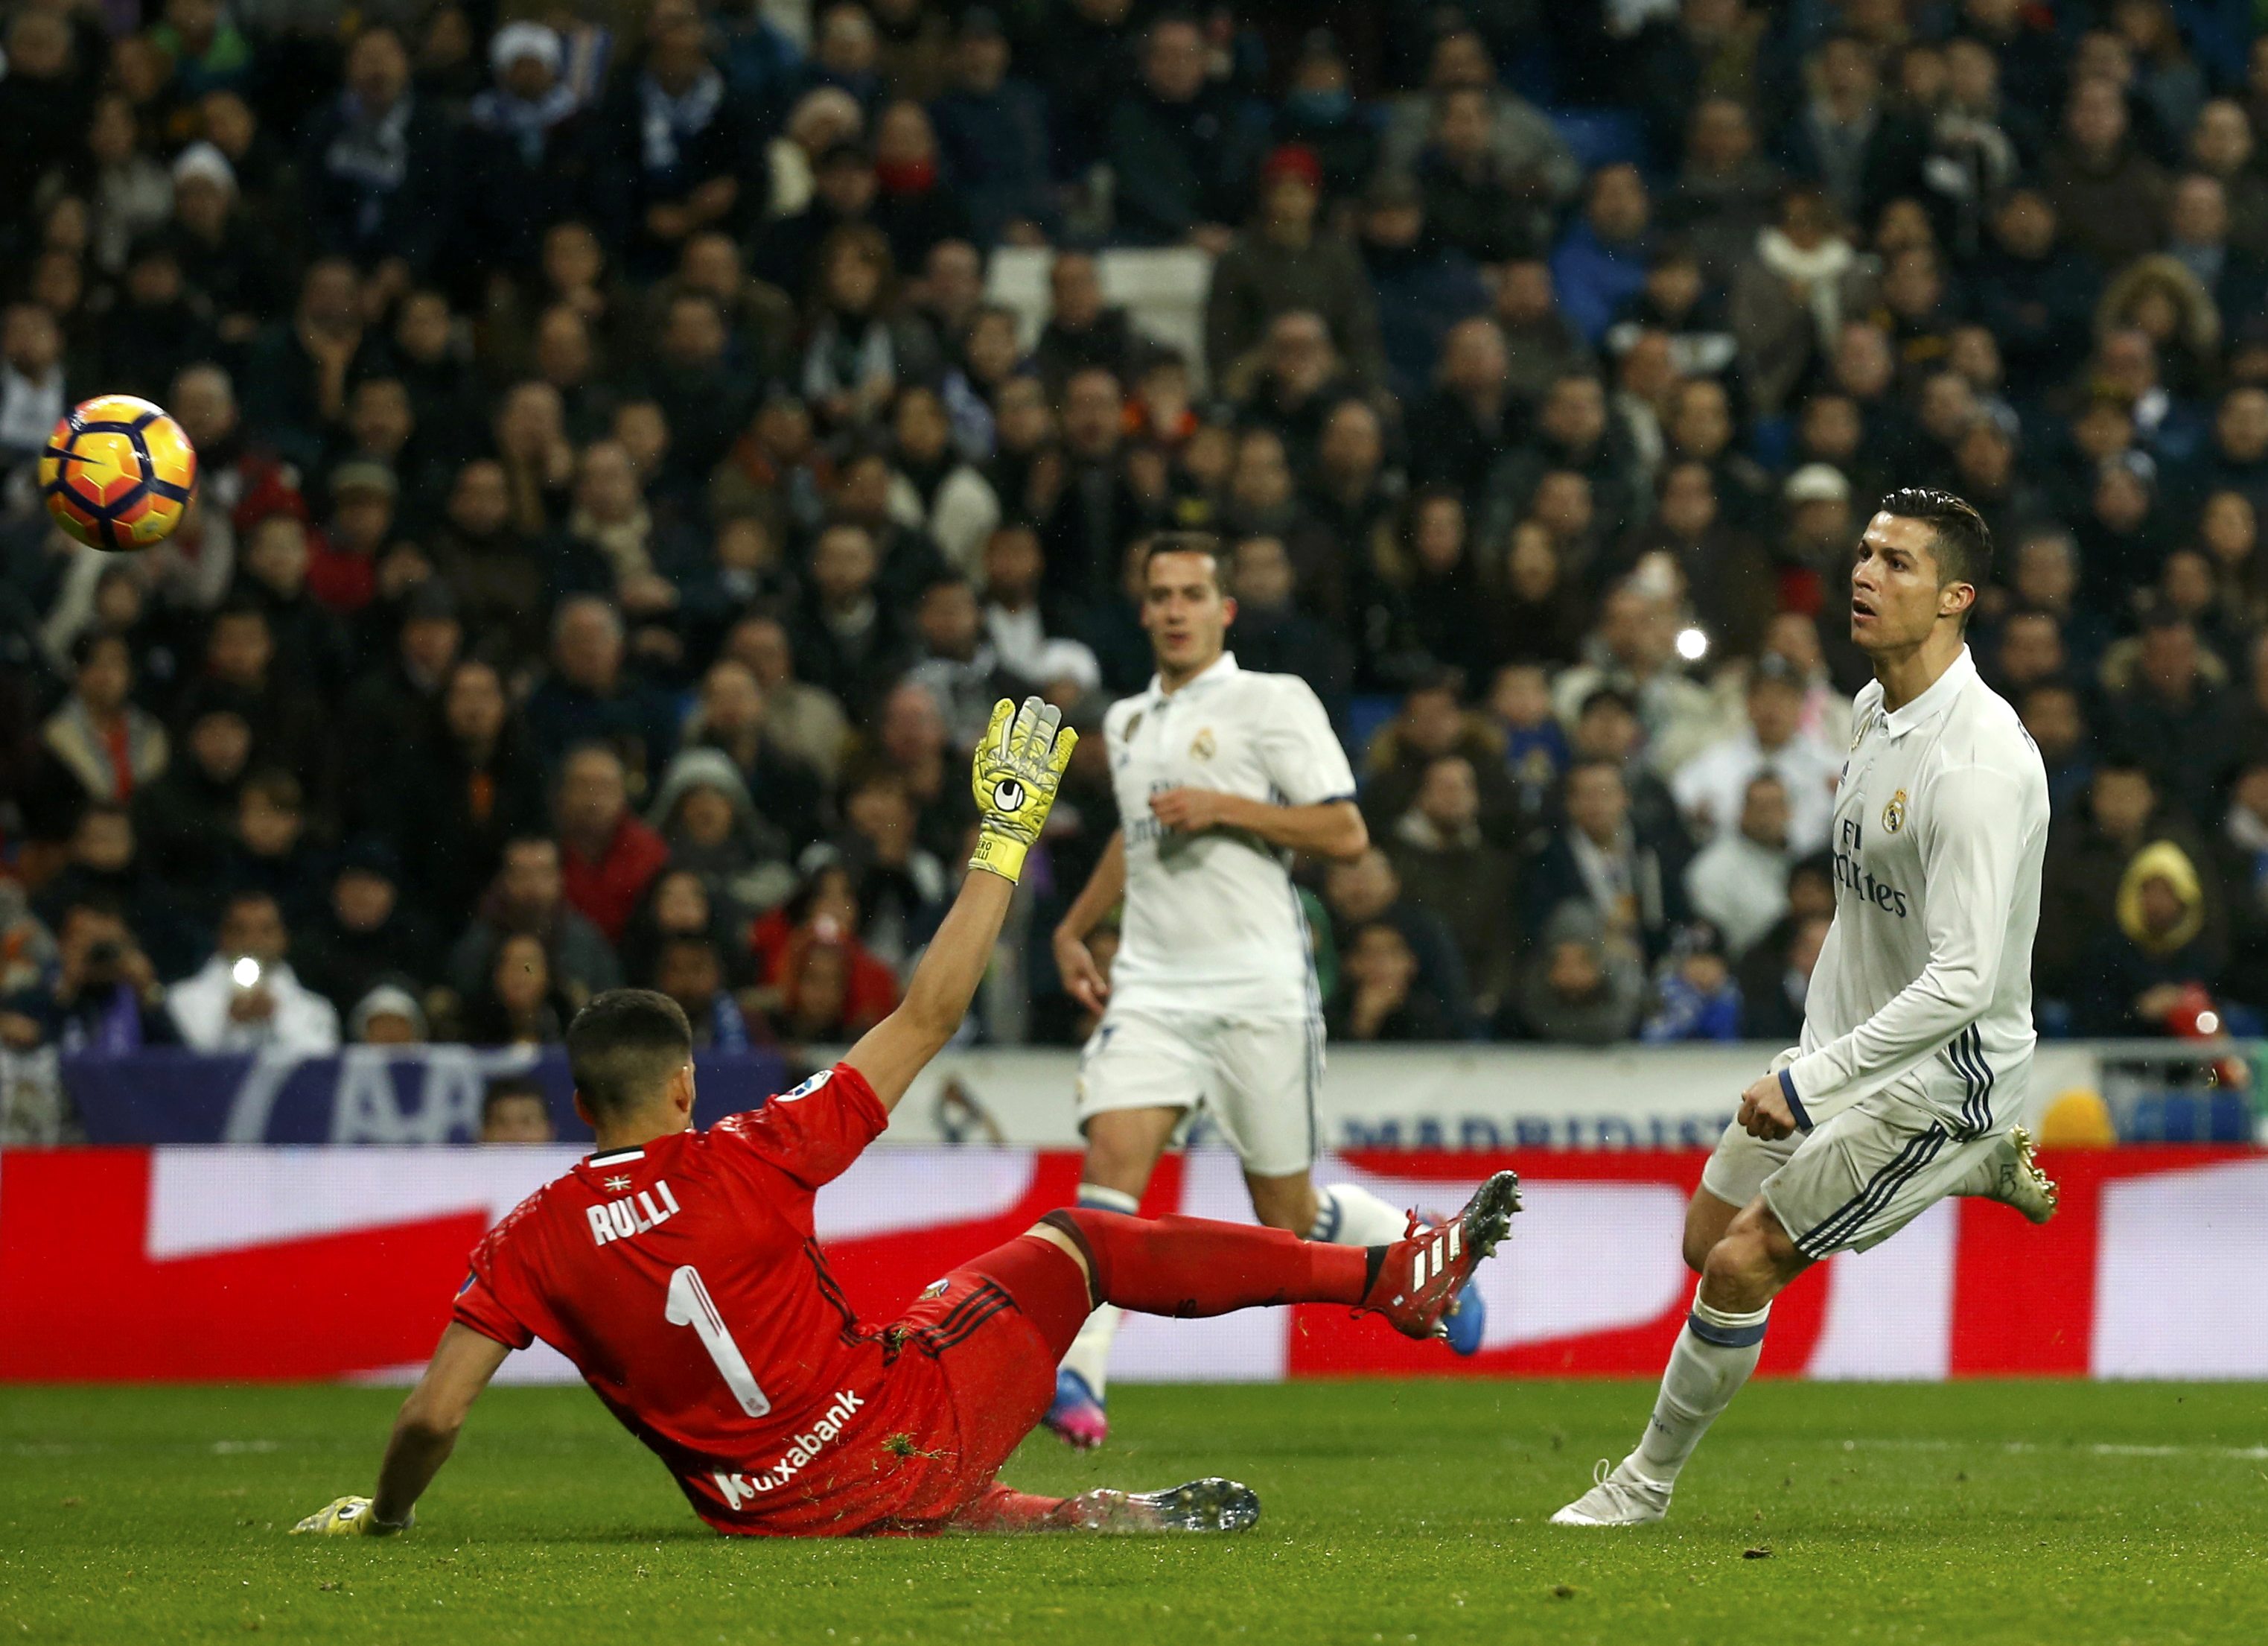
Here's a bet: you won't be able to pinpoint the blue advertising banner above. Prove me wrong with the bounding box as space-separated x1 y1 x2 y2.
62 1046 793 1145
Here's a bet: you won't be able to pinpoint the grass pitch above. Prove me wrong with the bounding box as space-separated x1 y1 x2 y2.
4 1380 2264 1645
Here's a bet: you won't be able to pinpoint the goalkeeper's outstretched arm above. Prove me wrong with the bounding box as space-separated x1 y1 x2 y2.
846 696 1075 1111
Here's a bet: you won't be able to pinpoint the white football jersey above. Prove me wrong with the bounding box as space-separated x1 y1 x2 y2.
1103 652 1355 1018
1780 646 2050 1137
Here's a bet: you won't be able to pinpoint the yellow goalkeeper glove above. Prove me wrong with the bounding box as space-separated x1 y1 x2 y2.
968 696 1076 885
290 1496 412 1537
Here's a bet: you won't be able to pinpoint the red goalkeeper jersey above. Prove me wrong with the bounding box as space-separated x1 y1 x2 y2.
453 1063 920 1533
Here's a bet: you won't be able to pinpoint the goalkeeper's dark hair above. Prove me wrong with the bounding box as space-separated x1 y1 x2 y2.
1876 487 1994 611
1139 530 1227 594
566 989 693 1119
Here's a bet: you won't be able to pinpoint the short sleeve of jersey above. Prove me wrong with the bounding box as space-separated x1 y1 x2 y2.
707 1061 888 1190
1255 677 1356 805
452 1220 537 1350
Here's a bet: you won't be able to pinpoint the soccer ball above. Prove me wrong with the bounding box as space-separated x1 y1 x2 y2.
40 395 199 551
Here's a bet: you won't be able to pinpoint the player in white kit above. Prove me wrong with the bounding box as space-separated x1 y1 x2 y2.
1045 535 1491 1449
1555 490 2059 1527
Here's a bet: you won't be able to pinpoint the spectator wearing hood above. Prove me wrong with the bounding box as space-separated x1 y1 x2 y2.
646 746 797 921
685 655 832 850
1510 901 1646 1045
2077 839 2226 1036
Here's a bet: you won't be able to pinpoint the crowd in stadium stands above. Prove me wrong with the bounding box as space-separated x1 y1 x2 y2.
7 0 2268 1067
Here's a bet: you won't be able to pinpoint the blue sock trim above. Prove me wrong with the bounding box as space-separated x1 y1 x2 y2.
1777 1067 1814 1131
1308 1190 1342 1243
1077 1186 1141 1214
1686 1309 1769 1350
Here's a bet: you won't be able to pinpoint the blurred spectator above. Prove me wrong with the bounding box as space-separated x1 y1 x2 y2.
1207 144 1384 392
480 1074 557 1143
1322 848 1473 1040
461 929 573 1046
1685 772 1794 960
1 898 176 1055
2046 75 2170 271
1384 754 1520 1018
652 933 751 1051
553 743 670 946
35 630 167 816
297 842 434 1015
447 836 623 1005
1103 14 1264 249
1327 921 1452 1043
928 10 1054 244
1526 758 1692 965
1640 924 1744 1043
166 889 340 1053
2076 839 2224 1035
1672 657 1842 854
1511 902 1646 1045
1739 907 1834 1042
349 982 426 1046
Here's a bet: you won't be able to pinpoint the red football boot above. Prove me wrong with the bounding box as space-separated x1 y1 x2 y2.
1358 1171 1521 1341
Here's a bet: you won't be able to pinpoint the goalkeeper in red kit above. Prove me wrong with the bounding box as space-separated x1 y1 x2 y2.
294 699 1520 1539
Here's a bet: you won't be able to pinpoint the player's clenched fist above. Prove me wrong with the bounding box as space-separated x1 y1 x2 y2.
968 696 1076 884
290 1496 411 1537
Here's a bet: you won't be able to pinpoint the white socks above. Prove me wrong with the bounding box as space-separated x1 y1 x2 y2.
1309 1182 1411 1247
1630 1293 1770 1486
1058 1181 1410 1402
1058 1185 1139 1398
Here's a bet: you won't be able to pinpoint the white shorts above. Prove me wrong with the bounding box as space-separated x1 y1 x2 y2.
1074 1008 1321 1178
1698 1091 2001 1259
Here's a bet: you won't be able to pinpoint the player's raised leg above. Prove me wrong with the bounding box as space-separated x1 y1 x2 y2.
952 1172 1521 1532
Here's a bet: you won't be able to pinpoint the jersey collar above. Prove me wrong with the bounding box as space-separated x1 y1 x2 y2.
1146 649 1240 703
586 1144 646 1165
1881 645 1975 740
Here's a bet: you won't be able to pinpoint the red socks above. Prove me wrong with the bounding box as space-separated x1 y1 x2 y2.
1045 1209 1374 1316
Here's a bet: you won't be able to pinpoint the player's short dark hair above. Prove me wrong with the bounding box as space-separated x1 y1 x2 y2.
1140 531 1226 594
482 1074 547 1123
567 989 693 1119
1876 487 1995 606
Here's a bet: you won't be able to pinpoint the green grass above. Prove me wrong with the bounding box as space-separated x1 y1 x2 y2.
4 1381 2266 1645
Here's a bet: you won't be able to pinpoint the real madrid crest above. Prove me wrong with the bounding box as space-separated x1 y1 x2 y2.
1882 788 1908 833
1189 728 1217 760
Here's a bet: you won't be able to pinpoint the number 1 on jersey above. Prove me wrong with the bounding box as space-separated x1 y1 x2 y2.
665 1265 772 1417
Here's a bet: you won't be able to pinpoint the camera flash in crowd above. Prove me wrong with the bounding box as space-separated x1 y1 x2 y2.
231 957 264 990
1675 626 1710 663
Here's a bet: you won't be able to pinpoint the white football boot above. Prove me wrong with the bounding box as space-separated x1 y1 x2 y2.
1549 1457 1673 1527
1983 1125 2059 1225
